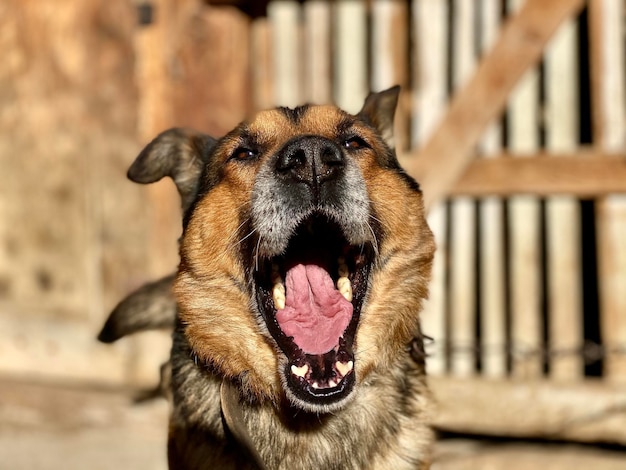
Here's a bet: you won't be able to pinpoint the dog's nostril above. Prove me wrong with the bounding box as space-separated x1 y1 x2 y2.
321 146 343 166
278 148 307 172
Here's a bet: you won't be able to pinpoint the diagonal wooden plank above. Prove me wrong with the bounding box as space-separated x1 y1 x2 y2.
400 0 586 210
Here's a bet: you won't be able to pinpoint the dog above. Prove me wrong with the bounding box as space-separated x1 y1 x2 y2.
98 86 436 469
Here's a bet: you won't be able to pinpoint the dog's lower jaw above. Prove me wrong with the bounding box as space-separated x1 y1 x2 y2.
169 329 432 470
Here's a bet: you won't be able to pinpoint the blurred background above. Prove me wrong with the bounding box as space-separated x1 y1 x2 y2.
1 0 625 468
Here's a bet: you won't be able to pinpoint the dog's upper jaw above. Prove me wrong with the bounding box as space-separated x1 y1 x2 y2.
250 137 373 258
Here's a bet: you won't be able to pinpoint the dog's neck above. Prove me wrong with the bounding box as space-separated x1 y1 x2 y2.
220 380 268 470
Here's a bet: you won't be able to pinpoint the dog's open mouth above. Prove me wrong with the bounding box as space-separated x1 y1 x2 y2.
255 214 373 408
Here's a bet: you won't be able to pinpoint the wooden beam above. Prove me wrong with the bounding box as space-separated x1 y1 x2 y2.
424 153 626 197
431 376 626 445
400 0 586 209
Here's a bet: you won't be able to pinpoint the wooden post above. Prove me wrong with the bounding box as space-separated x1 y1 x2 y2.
251 16 274 111
371 0 410 152
479 0 507 378
449 0 477 377
412 0 450 375
304 1 332 104
544 15 583 380
506 0 542 379
589 0 626 382
334 0 367 113
268 1 302 107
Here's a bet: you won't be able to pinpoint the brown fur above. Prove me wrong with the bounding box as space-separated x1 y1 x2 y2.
99 87 435 469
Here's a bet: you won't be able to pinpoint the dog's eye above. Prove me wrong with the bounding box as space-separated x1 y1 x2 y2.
343 136 368 151
231 147 258 161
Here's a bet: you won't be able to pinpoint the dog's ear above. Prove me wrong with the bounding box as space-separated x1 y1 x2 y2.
357 85 400 148
128 128 217 213
97 274 177 343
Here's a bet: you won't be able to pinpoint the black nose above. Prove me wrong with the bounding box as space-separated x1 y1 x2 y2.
276 136 345 187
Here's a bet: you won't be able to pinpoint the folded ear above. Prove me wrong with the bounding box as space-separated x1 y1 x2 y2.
356 85 400 148
127 128 217 213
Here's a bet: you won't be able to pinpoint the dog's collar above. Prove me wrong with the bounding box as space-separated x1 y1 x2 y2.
220 381 268 470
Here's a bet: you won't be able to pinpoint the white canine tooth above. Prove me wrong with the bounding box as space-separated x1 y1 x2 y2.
337 277 352 302
312 382 320 389
273 282 285 310
328 379 338 388
335 360 354 377
291 364 309 378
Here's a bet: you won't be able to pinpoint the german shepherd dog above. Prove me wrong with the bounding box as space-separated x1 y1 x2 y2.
99 87 435 469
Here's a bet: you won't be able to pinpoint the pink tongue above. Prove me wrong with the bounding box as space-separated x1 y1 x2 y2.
275 263 353 355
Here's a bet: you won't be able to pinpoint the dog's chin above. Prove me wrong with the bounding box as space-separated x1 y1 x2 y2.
253 214 374 413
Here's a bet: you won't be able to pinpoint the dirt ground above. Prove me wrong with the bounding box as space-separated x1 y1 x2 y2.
1 378 624 470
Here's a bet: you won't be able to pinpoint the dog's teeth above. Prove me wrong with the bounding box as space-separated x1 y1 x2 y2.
338 257 349 278
337 277 352 302
328 379 338 388
336 360 354 377
291 364 309 378
273 282 285 310
312 382 320 389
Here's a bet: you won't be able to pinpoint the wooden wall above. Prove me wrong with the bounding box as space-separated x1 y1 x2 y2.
0 0 251 387
0 0 149 385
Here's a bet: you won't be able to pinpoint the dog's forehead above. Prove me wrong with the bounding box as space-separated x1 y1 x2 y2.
246 105 354 141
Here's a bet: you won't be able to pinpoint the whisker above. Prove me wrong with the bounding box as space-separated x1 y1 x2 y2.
254 234 263 272
368 213 382 224
231 218 250 237
227 218 251 242
223 218 256 253
353 344 377 360
235 228 257 246
365 221 380 256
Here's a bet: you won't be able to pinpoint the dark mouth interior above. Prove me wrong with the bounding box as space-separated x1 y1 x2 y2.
255 214 372 405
